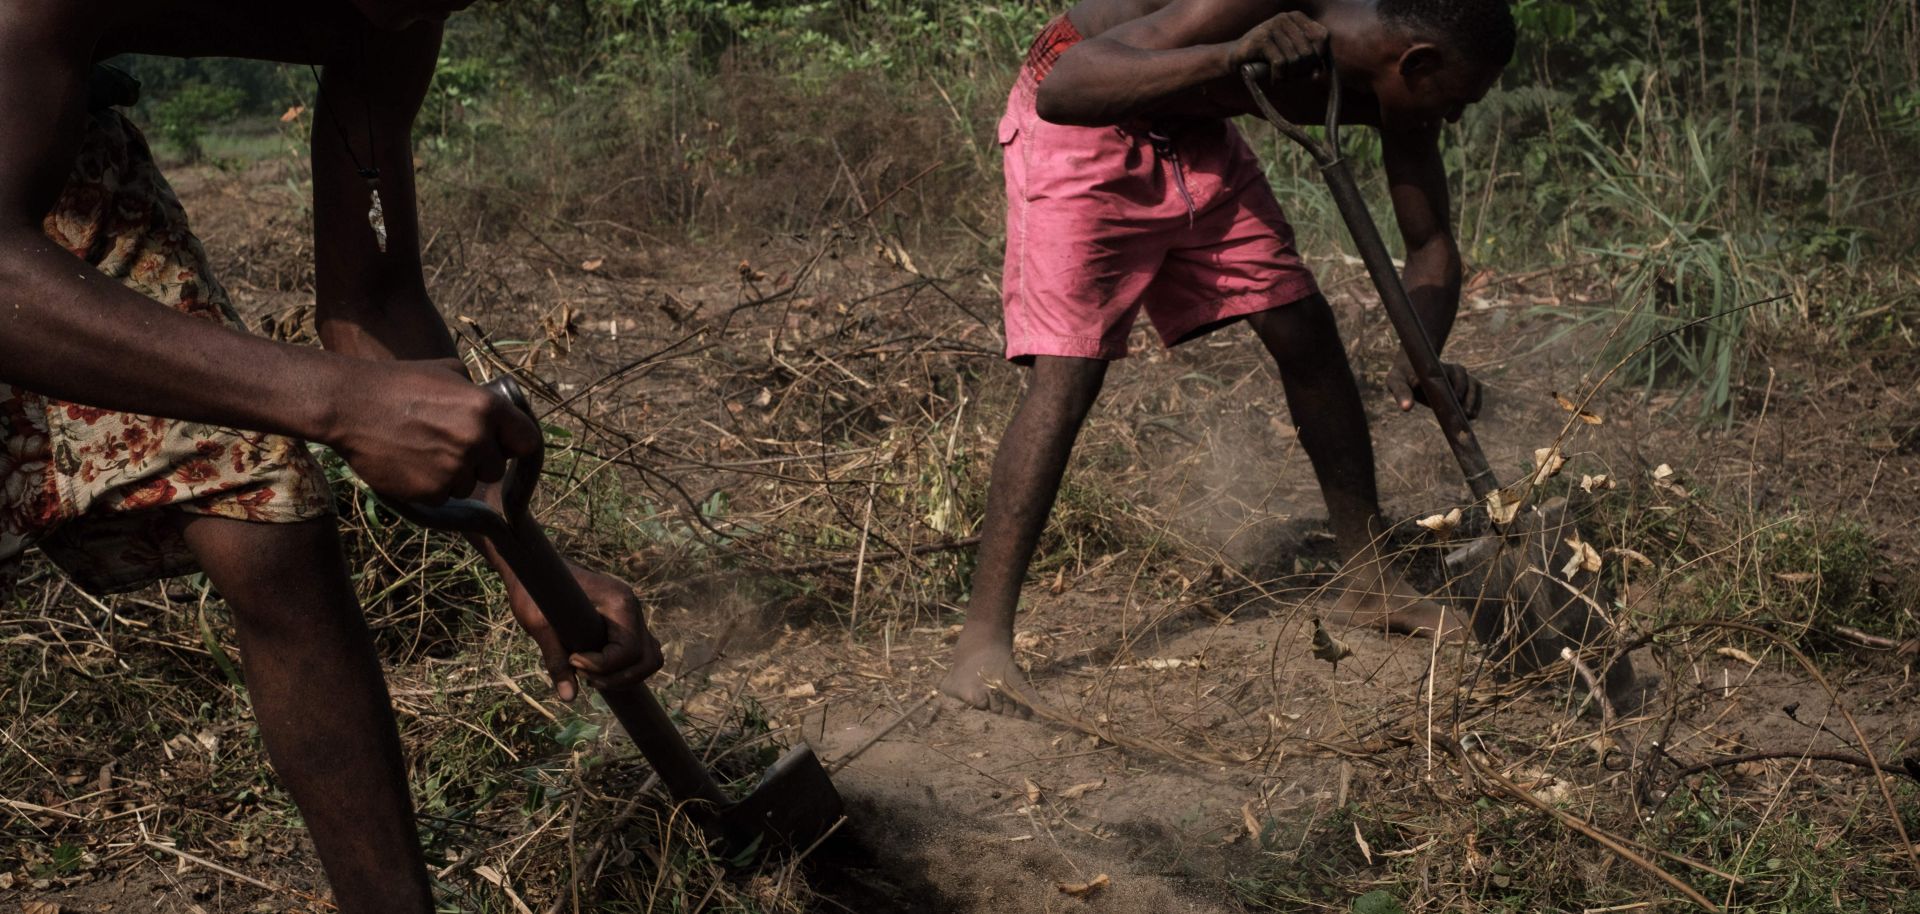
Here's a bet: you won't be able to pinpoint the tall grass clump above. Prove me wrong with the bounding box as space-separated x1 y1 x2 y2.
1570 91 1775 421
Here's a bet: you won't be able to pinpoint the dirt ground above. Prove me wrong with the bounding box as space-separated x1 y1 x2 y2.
7 155 1918 913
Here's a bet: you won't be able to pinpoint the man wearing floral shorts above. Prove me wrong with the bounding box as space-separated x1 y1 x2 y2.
943 0 1512 714
0 97 335 594
0 8 664 910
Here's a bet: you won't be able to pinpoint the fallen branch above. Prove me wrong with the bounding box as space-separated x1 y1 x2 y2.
1669 750 1920 784
143 840 333 908
1829 624 1919 655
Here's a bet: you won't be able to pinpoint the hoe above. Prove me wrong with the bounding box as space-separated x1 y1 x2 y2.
1243 60 1638 709
390 377 846 856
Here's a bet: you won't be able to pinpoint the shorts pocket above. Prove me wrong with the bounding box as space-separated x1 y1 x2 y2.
997 110 1020 146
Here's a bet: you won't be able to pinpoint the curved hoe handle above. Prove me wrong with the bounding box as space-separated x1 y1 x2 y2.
1239 57 1501 502
381 375 543 536
1238 55 1343 165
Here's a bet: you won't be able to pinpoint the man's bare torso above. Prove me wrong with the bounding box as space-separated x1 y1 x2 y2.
1054 0 1384 128
1065 0 1191 38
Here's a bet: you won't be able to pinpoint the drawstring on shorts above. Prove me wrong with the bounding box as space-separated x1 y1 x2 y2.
1147 127 1198 226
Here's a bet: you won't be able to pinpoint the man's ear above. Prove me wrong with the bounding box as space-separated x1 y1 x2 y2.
1397 43 1447 80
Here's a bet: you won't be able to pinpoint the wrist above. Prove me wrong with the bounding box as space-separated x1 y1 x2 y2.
304 356 364 447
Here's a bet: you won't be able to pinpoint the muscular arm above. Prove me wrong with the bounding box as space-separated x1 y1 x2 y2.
1381 127 1461 352
1038 0 1278 125
0 1 341 441
311 19 456 361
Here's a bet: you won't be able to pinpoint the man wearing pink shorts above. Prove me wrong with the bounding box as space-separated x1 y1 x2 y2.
945 0 1510 714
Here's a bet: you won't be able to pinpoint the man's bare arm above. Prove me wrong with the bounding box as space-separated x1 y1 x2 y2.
311 19 458 362
1380 127 1479 414
0 3 535 502
1382 128 1461 347
1038 0 1284 125
0 2 342 441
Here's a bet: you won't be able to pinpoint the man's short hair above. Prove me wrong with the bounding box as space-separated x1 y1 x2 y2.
1378 0 1517 68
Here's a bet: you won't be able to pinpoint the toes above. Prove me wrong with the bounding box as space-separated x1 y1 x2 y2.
988 691 1033 720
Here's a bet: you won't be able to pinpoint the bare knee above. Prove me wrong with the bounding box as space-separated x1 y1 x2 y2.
178 516 357 630
1248 294 1345 365
1021 355 1108 421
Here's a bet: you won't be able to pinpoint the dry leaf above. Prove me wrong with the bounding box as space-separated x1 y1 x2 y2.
580 257 604 272
1773 571 1815 584
1561 537 1602 576
1353 821 1374 864
1486 488 1523 526
1716 646 1760 666
1242 801 1264 842
1142 656 1205 671
1416 507 1463 537
279 105 305 123
1612 547 1654 568
1024 778 1043 805
1552 391 1604 425
783 682 817 699
1531 447 1567 484
23 902 61 914
1059 779 1106 800
1530 778 1574 804
1057 874 1110 897
1579 473 1614 493
1648 463 1690 497
1310 618 1353 666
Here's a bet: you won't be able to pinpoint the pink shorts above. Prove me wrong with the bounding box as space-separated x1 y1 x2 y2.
999 74 1319 362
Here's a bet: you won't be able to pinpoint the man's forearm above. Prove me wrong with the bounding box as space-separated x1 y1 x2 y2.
1401 240 1462 353
316 287 459 362
309 19 453 365
0 231 346 440
1039 41 1233 125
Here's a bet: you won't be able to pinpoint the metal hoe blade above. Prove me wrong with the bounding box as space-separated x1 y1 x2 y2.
717 744 847 854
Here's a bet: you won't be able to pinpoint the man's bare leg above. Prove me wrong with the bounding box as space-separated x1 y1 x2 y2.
941 356 1107 715
1245 297 1463 638
179 515 433 914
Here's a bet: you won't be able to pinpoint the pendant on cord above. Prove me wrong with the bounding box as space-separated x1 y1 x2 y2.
363 170 387 253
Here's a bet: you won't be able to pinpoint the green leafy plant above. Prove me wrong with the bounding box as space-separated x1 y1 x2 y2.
148 81 247 163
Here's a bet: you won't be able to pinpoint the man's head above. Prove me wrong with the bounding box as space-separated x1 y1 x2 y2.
348 0 478 30
1353 0 1515 129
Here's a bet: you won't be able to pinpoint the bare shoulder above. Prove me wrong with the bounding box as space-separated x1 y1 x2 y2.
1090 0 1292 46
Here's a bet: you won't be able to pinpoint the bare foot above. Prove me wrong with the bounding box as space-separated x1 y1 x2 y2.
939 632 1034 719
1327 549 1468 641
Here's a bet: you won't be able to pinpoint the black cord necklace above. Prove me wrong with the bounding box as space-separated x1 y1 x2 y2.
308 54 387 253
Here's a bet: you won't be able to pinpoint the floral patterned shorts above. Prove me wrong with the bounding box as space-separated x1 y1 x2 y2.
0 109 333 595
